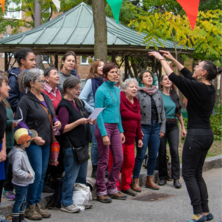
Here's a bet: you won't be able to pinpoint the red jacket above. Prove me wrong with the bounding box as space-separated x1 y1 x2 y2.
120 91 143 145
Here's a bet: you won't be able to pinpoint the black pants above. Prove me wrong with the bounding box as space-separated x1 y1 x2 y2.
0 180 4 205
4 164 13 191
159 121 180 180
182 129 213 214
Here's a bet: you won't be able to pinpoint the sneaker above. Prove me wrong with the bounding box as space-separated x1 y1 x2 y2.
121 188 137 196
0 215 10 222
61 205 80 213
2 190 15 201
24 204 42 220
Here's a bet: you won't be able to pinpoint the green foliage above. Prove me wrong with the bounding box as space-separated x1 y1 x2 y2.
210 102 222 141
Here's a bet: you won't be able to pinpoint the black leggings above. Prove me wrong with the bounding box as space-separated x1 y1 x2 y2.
182 129 213 214
159 121 180 180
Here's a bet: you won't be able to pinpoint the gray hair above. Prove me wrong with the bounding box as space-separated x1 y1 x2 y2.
122 78 138 90
18 68 44 93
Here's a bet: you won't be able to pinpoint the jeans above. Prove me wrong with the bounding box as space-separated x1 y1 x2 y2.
90 124 99 166
133 121 160 178
159 121 180 180
12 185 28 216
26 144 50 207
95 123 123 196
61 147 88 207
182 129 213 214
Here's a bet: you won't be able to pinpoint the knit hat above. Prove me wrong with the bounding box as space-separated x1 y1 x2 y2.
14 128 38 145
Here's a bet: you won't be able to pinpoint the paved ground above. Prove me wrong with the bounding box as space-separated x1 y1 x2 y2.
22 168 221 222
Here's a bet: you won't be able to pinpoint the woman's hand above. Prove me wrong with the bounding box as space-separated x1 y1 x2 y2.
148 51 164 60
182 128 187 137
120 133 125 144
78 118 92 125
159 132 165 138
54 121 62 130
159 50 175 61
0 150 6 162
34 137 45 146
102 135 111 146
89 119 97 125
138 139 143 148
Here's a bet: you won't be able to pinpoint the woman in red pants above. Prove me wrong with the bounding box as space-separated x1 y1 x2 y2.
108 78 143 196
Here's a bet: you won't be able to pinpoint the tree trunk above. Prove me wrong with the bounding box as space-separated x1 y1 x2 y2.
220 75 222 104
92 0 107 63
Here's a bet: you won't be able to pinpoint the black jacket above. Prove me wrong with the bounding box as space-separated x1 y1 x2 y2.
56 98 92 149
16 91 55 146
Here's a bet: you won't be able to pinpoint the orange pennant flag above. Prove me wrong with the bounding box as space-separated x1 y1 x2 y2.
0 0 5 14
177 0 200 30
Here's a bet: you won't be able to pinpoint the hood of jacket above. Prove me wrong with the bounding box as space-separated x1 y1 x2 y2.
120 91 140 113
8 67 21 77
8 146 24 163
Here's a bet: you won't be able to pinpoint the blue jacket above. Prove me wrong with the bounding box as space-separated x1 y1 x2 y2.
7 67 24 112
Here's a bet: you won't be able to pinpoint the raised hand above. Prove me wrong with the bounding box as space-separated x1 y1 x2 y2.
159 50 175 61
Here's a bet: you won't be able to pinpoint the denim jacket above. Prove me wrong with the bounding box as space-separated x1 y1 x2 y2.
136 89 166 133
79 79 95 114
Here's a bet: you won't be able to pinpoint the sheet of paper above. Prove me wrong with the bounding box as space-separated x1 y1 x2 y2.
89 108 105 121
13 107 23 124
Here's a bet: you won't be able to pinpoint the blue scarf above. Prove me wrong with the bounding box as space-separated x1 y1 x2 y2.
92 77 104 99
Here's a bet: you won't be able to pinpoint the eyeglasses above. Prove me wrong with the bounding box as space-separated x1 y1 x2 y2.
38 80 46 84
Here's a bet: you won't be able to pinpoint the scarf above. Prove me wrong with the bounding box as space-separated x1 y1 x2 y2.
138 85 158 95
92 77 104 99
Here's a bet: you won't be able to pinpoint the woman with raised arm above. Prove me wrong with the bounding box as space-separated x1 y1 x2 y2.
149 50 222 222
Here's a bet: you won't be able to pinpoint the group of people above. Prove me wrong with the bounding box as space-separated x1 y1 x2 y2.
0 47 221 222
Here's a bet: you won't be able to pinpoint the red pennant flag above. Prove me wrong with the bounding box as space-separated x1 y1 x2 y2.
177 0 200 30
0 0 5 14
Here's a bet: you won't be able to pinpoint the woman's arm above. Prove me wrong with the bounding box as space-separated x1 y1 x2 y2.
178 114 187 137
79 80 95 113
58 107 90 134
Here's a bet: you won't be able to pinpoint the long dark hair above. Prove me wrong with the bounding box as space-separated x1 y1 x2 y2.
202 60 222 81
161 75 181 117
63 76 87 117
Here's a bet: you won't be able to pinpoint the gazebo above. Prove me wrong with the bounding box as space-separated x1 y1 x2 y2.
0 2 192 77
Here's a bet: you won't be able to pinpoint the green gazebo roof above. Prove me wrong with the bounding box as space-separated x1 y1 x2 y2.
0 2 192 55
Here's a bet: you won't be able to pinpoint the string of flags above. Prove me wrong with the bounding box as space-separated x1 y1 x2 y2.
0 0 200 30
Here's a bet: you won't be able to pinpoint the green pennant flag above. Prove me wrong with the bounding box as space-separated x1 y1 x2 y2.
106 0 123 24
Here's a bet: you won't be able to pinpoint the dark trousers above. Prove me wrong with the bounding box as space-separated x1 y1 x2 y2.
0 180 4 205
182 129 213 214
4 163 13 191
159 121 180 180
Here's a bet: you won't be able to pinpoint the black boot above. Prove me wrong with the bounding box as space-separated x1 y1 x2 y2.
19 213 27 222
91 165 97 179
12 216 19 222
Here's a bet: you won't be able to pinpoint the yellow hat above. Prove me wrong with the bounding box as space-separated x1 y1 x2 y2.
14 128 38 145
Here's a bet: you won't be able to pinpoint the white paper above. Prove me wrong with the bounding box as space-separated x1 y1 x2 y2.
13 107 23 124
52 0 61 12
89 108 105 121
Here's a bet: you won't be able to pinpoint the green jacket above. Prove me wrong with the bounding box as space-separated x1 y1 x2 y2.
4 102 14 149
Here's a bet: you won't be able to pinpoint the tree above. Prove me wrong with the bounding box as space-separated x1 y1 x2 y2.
92 0 107 63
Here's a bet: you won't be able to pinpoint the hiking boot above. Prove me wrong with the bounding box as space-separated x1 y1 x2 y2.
174 179 182 189
2 189 15 200
121 188 137 196
145 176 159 190
36 203 51 218
24 205 42 220
158 180 167 186
131 178 142 192
109 191 127 200
97 195 112 203
61 205 80 213
91 165 97 179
